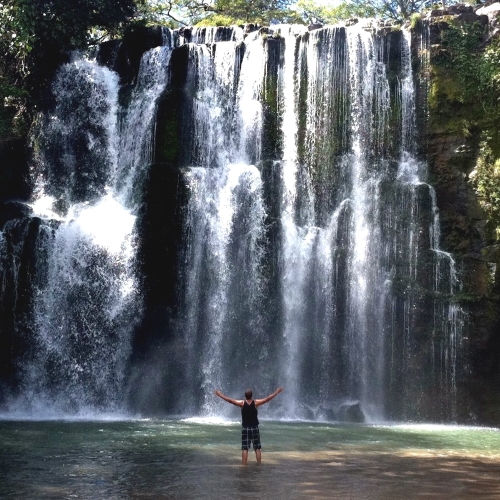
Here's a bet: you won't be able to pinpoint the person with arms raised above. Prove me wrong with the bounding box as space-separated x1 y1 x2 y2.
215 387 284 464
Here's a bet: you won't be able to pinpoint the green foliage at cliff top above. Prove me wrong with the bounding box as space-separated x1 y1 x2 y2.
0 0 480 142
128 0 301 27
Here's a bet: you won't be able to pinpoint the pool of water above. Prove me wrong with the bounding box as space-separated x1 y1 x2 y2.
1 419 499 499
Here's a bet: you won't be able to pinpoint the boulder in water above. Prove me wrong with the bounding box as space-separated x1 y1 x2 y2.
337 402 366 423
326 408 336 421
302 405 315 421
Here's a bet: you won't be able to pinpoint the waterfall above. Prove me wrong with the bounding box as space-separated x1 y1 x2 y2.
391 28 465 420
171 24 465 421
0 23 467 421
5 37 174 415
190 26 245 45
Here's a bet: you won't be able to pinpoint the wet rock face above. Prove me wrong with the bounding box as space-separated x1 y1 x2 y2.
0 216 48 398
98 25 164 85
426 2 479 17
0 139 30 207
308 23 323 31
421 11 500 423
426 13 489 45
447 4 474 15
0 202 32 230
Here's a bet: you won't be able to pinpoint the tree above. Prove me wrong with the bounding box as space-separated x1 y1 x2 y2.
135 0 300 26
198 0 297 24
346 0 436 21
296 0 376 25
0 0 140 136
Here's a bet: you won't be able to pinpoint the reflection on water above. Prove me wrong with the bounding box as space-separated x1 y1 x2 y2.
0 420 500 499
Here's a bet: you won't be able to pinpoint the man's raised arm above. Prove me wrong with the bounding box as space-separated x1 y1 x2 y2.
255 387 284 407
214 390 244 407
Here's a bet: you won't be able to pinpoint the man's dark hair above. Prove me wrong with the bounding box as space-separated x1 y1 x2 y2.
245 389 253 399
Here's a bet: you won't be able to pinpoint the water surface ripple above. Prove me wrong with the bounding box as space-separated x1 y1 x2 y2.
1 420 499 499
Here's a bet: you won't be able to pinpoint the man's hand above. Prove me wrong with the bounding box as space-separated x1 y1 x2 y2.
214 390 243 407
255 386 284 407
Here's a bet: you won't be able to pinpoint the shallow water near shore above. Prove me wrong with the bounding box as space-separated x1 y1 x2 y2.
1 419 500 499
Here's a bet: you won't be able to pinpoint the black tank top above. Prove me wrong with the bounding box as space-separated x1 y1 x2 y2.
241 400 259 427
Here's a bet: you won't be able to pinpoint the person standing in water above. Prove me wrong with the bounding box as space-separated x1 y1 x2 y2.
214 387 284 464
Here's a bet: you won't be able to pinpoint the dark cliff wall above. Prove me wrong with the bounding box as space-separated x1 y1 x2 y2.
0 137 32 401
418 7 500 424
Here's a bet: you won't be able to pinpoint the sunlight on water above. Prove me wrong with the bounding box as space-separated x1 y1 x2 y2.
72 195 136 255
30 193 136 256
386 422 500 432
29 195 60 219
182 416 239 426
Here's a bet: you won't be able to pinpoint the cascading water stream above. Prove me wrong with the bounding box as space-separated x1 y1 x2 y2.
274 25 313 416
271 23 462 420
270 25 393 418
116 46 173 205
178 36 267 415
393 29 464 419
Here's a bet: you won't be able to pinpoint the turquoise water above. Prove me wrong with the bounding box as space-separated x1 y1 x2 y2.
1 419 500 499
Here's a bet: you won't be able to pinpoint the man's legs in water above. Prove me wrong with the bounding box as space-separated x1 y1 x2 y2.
241 428 262 464
242 448 261 464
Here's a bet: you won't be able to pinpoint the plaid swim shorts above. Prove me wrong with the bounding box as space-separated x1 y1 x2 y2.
241 426 261 450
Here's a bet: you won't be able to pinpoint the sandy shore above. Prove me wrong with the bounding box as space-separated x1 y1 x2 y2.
187 448 500 500
281 450 499 499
